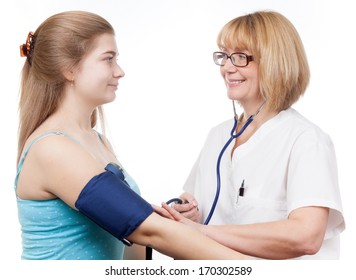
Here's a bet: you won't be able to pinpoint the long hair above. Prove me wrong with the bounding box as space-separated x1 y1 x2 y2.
18 11 114 163
217 11 310 113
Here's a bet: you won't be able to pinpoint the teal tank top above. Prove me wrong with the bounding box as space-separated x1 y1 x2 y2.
15 131 141 260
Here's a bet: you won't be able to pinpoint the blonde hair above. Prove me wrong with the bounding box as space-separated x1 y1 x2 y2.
18 11 114 163
217 11 310 112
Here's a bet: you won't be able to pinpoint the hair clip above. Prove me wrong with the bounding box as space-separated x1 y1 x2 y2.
20 32 35 65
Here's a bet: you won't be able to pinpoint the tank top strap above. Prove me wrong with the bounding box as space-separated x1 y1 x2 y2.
14 131 80 188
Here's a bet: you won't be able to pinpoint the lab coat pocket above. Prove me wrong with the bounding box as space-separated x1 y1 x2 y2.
235 196 288 223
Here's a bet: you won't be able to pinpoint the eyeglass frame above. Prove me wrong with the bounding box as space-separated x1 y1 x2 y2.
213 51 254 67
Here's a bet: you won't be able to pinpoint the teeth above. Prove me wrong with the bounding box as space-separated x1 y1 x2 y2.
228 80 244 84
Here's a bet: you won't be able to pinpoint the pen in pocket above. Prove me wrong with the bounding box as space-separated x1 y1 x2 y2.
236 179 245 203
239 179 245 196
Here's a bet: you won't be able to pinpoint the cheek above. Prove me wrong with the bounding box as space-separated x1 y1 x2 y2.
220 68 225 79
249 65 259 81
251 73 260 91
80 69 107 87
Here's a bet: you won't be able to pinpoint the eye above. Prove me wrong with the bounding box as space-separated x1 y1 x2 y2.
106 56 114 63
236 53 247 60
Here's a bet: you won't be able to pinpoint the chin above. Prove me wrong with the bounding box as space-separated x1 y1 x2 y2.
98 95 116 106
107 92 117 102
227 90 244 101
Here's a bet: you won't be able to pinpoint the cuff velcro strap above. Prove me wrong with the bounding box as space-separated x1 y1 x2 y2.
75 171 153 245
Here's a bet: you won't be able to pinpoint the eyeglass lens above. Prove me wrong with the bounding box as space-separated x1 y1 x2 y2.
214 52 249 67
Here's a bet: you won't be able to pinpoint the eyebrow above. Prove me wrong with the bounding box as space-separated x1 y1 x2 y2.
101 50 118 56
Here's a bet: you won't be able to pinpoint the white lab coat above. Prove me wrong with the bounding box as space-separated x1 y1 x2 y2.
183 108 345 259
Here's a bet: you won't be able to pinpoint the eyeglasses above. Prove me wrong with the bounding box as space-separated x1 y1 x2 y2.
213 51 254 67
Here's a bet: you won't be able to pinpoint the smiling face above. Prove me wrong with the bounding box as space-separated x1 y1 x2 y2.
73 33 125 107
216 12 310 113
219 48 262 108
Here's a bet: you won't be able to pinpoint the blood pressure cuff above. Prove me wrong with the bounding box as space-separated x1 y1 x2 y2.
75 168 153 245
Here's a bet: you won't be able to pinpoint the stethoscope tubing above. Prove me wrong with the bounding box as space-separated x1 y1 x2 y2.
204 115 254 225
147 104 262 259
146 102 265 259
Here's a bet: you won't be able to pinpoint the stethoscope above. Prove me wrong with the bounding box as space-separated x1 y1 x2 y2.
166 100 266 225
146 101 265 259
204 100 265 224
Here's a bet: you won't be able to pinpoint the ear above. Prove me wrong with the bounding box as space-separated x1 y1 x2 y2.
62 68 76 82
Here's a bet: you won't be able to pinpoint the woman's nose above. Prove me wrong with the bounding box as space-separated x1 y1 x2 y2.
222 58 237 73
114 63 125 78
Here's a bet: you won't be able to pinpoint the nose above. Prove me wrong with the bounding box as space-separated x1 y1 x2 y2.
221 57 237 73
113 62 125 78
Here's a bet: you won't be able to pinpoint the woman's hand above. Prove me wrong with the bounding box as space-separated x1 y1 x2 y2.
160 202 202 230
152 204 174 219
172 192 201 222
152 202 202 232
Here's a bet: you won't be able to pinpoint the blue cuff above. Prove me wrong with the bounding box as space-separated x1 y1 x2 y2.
75 171 153 244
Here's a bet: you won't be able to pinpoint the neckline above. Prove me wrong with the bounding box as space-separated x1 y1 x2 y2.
229 108 291 160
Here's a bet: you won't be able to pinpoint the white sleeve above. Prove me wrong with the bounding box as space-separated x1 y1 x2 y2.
287 128 345 239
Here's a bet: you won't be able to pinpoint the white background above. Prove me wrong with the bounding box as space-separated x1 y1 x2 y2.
0 0 354 272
